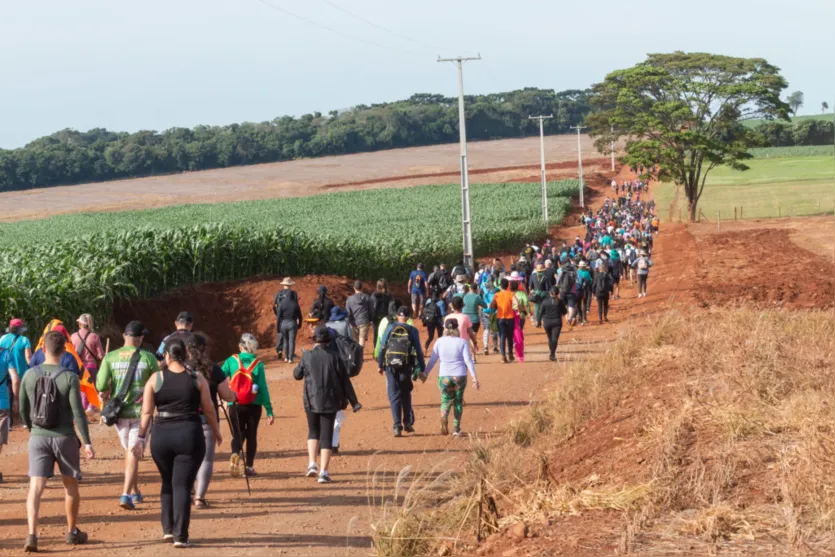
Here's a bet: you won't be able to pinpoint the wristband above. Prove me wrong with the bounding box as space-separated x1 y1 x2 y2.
137 435 147 442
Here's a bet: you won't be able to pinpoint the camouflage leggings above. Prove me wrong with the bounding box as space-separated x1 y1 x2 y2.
438 376 468 428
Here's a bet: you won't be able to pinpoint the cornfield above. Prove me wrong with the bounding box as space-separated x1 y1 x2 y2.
0 180 578 333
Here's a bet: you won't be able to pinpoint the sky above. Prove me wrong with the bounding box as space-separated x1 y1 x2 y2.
1 0 833 149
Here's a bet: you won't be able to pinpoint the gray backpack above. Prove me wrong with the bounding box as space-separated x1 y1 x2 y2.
30 366 67 429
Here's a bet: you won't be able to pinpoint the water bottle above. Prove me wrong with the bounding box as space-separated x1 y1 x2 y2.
252 383 259 395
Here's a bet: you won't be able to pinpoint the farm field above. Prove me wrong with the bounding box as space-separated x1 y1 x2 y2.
655 152 835 221
742 113 834 128
0 134 600 222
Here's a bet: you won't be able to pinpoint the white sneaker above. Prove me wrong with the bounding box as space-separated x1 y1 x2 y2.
318 471 332 484
305 463 319 478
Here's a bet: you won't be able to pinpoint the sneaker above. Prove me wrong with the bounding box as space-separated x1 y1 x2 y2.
317 471 332 484
404 424 415 434
492 347 500 354
440 420 449 436
131 491 143 505
331 445 339 455
452 428 462 437
393 428 402 438
119 495 135 510
230 453 242 478
194 498 208 509
244 467 257 477
549 355 557 362
23 535 37 553
66 528 88 545
173 541 191 548
501 355 508 364
163 534 175 543
305 463 319 478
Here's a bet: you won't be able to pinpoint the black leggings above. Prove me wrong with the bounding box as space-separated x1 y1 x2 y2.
638 274 648 295
597 295 610 322
230 404 262 468
424 320 443 347
543 324 562 358
151 421 206 543
306 409 337 450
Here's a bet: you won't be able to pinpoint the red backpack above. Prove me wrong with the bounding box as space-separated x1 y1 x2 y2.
229 355 260 405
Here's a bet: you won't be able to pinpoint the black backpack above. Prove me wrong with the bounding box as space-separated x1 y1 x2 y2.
333 335 364 378
558 268 576 296
30 366 68 429
423 298 438 324
385 325 413 370
438 271 452 291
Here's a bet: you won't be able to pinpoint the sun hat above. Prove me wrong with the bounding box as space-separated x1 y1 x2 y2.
639 250 648 256
509 271 521 281
329 306 348 321
281 277 296 286
578 261 589 269
535 263 545 271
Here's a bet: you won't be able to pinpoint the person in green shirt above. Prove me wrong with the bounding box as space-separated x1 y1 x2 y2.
96 320 159 510
461 285 486 337
20 330 95 553
221 333 274 477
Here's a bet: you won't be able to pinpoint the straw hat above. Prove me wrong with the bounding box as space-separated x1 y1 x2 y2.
281 277 296 286
578 261 589 269
638 250 648 256
535 263 545 272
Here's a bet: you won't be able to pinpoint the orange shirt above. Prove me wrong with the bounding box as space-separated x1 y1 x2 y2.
493 290 516 319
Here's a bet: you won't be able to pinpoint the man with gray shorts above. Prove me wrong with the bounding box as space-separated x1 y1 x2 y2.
19 331 95 553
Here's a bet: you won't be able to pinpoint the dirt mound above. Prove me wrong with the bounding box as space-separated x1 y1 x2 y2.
693 228 835 309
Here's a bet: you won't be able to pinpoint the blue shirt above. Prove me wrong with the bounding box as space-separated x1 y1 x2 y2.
0 333 31 377
29 349 82 376
409 270 428 294
0 359 9 410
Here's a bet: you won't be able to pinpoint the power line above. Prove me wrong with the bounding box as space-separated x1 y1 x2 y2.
320 0 443 53
252 0 423 55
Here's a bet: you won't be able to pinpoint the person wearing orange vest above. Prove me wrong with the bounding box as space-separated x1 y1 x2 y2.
221 334 274 478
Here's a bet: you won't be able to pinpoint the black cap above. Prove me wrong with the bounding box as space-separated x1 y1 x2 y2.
397 306 411 318
125 320 148 337
176 311 193 324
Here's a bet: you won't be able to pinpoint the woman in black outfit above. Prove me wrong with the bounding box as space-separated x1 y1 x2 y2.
593 267 614 324
293 327 361 484
535 287 568 361
133 338 221 548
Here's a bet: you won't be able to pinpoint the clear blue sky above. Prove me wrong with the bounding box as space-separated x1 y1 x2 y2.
1 0 832 148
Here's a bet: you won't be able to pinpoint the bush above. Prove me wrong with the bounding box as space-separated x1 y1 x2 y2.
792 119 835 146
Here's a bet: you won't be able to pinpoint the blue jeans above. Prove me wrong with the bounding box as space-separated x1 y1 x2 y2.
279 320 298 359
385 368 414 431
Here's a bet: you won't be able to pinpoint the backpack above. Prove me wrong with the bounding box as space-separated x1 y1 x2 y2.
423 298 438 324
333 335 364 378
637 257 649 271
530 273 547 303
0 336 18 386
438 271 452 291
385 325 413 370
373 294 390 321
101 348 143 426
229 355 260 406
558 268 576 296
30 366 68 429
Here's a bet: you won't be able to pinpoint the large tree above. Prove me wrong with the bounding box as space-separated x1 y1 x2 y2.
587 52 790 221
787 91 804 115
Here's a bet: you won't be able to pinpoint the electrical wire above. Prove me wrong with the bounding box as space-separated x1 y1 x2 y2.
252 0 425 56
319 0 443 54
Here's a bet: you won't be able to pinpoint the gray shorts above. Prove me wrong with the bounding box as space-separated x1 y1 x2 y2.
0 410 9 445
28 435 82 479
411 292 425 308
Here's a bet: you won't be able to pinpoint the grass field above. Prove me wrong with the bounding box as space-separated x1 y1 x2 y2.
749 145 834 158
655 153 835 221
742 113 834 128
0 180 578 333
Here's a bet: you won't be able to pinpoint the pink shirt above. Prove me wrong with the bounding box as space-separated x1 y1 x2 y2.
447 312 474 336
71 331 105 370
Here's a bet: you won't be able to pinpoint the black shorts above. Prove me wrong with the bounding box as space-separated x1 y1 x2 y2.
612 272 621 284
471 320 481 333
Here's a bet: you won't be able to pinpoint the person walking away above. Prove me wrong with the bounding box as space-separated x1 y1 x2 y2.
277 290 303 364
625 243 638 285
308 285 335 326
528 263 551 324
490 279 518 363
1 318 32 379
462 284 486 341
346 280 374 350
71 314 104 416
557 261 579 326
609 248 623 299
186 334 236 509
536 287 569 361
593 266 614 324
155 312 194 362
480 283 499 355
576 261 593 326
273 278 299 360
0 330 21 484
96 320 159 510
374 300 409 360
294 327 361 482
447 297 478 361
326 306 354 341
29 322 82 375
451 260 469 282
632 250 654 298
19 331 95 553
408 263 428 319
371 280 393 347
423 319 479 436
422 291 446 352
132 337 221 548
221 334 274 477
509 280 527 362
378 307 426 437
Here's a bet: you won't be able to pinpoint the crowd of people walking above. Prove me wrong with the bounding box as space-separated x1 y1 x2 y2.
0 181 660 551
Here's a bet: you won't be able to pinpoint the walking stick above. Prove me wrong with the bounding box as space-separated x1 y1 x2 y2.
219 403 251 496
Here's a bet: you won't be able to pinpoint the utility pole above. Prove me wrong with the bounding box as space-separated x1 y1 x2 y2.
610 124 615 172
529 114 553 232
570 125 587 208
438 54 481 272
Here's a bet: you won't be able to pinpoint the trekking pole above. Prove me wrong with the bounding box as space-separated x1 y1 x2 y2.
219 403 251 496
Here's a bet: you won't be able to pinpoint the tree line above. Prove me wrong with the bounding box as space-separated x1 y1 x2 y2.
0 88 590 191
753 118 834 147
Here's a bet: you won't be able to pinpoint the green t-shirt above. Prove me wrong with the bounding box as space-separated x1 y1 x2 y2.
20 364 91 444
514 291 530 316
96 347 159 419
462 292 485 321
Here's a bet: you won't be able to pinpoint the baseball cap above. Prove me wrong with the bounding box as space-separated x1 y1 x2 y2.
176 311 193 324
76 314 90 326
396 306 411 318
9 318 24 328
125 320 148 337
52 324 70 339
